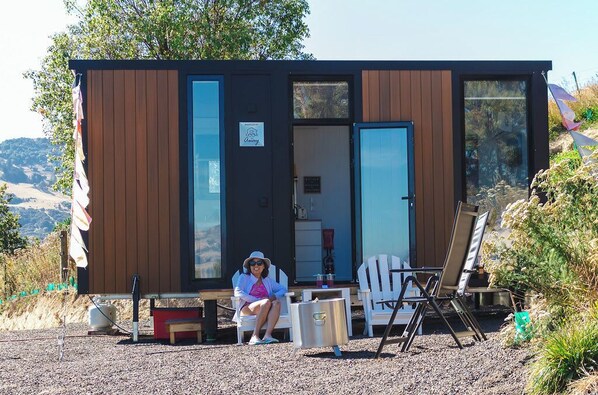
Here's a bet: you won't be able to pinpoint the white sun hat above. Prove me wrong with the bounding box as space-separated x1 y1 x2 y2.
242 251 271 270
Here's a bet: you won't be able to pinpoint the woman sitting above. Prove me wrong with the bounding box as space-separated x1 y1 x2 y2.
234 251 287 345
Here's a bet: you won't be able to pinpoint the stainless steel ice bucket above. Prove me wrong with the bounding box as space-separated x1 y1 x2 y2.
290 298 349 349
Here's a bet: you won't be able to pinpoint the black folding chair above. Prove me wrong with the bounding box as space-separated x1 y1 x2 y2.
375 202 488 358
450 210 490 341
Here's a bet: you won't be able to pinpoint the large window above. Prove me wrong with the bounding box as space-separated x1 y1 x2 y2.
191 78 223 279
464 80 529 227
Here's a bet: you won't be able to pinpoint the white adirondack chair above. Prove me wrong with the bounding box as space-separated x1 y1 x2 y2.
357 255 420 337
231 264 294 345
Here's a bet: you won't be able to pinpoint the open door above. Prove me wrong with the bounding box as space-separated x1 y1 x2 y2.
354 122 416 266
293 125 352 282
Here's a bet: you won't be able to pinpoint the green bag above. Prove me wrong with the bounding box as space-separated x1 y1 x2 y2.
514 311 532 341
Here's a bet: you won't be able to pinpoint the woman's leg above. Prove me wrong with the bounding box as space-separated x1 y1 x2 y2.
241 299 272 337
263 300 281 338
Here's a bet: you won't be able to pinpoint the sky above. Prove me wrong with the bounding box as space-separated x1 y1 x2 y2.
1 0 598 143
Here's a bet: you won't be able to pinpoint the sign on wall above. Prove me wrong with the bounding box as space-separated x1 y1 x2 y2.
304 176 321 194
239 122 264 147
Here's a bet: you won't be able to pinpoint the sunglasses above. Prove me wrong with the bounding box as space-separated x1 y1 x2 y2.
249 260 264 267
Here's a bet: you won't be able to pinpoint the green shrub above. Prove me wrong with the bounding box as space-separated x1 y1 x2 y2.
551 149 582 169
484 151 598 316
527 309 598 395
485 150 598 393
581 106 598 122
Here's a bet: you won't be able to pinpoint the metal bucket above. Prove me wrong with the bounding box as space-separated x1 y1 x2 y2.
290 298 349 350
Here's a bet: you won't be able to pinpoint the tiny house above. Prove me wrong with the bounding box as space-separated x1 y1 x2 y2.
68 60 551 296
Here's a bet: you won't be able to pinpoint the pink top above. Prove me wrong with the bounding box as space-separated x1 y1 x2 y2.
250 282 269 300
241 282 269 310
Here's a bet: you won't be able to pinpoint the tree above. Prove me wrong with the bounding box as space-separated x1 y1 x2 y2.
0 184 28 255
27 0 312 194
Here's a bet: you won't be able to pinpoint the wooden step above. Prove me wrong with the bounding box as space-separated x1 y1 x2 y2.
165 318 204 345
454 330 476 338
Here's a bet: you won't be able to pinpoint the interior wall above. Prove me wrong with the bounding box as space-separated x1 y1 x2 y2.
293 125 352 281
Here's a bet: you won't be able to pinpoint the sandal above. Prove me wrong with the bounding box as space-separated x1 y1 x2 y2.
248 336 265 345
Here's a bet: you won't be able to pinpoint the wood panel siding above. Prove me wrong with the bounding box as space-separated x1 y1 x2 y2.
86 69 180 294
167 70 181 291
113 70 127 293
124 70 138 293
362 70 454 268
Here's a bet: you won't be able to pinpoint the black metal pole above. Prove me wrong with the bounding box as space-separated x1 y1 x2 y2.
572 71 580 95
131 274 140 342
59 231 68 283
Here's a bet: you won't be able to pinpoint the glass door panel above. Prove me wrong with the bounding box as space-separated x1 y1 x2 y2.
354 123 415 265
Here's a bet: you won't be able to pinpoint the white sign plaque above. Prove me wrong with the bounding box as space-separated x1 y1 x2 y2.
239 122 264 147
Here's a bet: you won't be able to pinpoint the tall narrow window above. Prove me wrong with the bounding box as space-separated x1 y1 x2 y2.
464 80 528 227
191 79 222 279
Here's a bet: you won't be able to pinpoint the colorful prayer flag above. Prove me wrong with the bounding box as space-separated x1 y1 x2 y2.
69 78 91 268
570 130 598 147
72 200 92 231
69 234 88 268
548 83 577 102
547 83 581 131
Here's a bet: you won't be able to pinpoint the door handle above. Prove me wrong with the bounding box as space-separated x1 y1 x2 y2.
401 195 415 208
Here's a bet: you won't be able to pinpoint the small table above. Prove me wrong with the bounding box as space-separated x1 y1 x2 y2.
301 287 352 336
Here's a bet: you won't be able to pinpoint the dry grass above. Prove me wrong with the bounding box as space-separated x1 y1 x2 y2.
1 232 67 300
568 373 598 395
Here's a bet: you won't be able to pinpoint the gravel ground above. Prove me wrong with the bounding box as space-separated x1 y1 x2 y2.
0 314 531 395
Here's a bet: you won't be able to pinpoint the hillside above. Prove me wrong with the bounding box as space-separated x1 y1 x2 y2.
0 137 69 240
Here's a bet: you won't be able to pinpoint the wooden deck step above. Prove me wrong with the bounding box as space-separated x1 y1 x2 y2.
165 318 204 345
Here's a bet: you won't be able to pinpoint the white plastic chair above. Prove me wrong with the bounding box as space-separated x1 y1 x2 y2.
231 264 294 345
357 255 420 337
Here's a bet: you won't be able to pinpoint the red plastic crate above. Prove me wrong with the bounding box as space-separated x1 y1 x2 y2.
153 307 203 340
